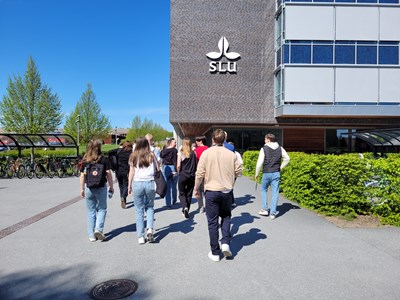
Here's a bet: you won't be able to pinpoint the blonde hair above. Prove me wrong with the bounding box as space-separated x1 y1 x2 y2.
83 139 103 163
180 137 192 159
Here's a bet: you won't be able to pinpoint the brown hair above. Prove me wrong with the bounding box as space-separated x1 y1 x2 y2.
129 137 153 168
83 139 103 163
265 133 276 142
122 141 133 152
212 129 226 145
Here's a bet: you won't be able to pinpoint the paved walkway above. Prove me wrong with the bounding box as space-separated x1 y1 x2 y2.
1 176 400 300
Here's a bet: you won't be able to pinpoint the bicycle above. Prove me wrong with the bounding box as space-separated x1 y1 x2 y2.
6 157 26 179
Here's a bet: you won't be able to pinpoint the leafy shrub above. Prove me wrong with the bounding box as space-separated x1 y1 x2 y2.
242 150 400 226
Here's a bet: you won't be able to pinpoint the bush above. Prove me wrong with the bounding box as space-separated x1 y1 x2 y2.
242 150 400 226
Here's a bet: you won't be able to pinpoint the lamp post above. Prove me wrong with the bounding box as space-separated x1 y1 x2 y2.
76 114 80 146
115 126 118 145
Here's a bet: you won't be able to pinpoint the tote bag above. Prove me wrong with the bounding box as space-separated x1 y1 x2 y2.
153 160 167 198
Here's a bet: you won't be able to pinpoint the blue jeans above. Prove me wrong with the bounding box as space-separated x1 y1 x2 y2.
205 190 232 255
85 186 107 238
261 172 281 215
162 165 178 206
133 180 155 238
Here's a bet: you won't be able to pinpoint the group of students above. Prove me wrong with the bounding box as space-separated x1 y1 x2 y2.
79 130 289 261
79 133 213 245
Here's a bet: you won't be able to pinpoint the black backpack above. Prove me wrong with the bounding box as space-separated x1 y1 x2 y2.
86 157 106 188
109 148 122 172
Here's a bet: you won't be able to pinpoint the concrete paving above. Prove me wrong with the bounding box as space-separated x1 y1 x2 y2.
1 175 400 300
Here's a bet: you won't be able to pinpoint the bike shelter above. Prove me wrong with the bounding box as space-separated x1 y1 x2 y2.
341 128 400 156
0 133 79 159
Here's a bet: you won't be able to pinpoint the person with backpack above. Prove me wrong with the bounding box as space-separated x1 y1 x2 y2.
177 137 197 219
255 133 290 220
115 141 133 209
128 137 158 244
80 139 114 242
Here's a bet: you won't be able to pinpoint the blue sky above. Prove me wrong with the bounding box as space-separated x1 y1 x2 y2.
0 0 172 131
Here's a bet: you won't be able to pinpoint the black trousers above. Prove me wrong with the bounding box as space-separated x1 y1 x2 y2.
178 174 195 211
117 171 129 199
205 190 232 255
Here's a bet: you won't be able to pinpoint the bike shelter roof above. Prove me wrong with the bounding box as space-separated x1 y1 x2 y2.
342 128 400 148
0 133 79 157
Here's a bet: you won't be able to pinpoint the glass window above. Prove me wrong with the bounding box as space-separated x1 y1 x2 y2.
357 45 377 64
379 45 399 65
335 44 355 64
283 44 289 64
357 0 377 3
275 70 282 106
379 0 399 3
276 48 282 66
336 0 355 2
313 45 333 64
291 44 311 63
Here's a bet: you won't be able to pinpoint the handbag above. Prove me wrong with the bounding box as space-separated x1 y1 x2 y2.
153 160 167 198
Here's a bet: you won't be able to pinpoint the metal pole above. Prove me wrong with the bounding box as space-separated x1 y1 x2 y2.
115 127 118 145
76 115 80 146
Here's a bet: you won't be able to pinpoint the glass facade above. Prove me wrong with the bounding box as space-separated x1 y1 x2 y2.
280 41 399 66
282 0 398 3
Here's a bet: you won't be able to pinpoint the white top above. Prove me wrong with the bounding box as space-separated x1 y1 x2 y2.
134 163 155 181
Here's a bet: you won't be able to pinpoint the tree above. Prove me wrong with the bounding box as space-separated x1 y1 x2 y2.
64 83 111 144
0 57 63 133
126 115 172 144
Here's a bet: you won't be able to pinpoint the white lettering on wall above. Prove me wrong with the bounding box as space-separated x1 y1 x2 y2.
206 37 240 74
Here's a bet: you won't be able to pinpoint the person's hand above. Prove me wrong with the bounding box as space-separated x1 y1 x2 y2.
255 175 258 180
194 189 199 198
128 187 132 196
80 189 85 198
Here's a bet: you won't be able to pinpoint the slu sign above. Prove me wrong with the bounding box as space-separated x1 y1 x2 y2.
206 36 240 73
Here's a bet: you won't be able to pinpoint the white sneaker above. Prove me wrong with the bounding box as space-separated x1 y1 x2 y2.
94 231 105 241
146 228 154 243
208 251 220 262
89 237 96 242
270 212 279 220
259 209 269 216
221 244 232 258
138 237 146 244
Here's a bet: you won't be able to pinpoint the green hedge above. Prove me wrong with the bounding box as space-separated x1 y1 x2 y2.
242 151 400 226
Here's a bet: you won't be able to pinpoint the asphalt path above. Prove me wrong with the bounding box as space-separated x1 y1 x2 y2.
1 175 399 299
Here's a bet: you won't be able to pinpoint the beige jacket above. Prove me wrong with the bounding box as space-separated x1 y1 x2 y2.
195 145 242 192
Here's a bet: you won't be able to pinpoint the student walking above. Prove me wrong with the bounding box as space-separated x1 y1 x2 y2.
116 141 133 209
160 138 178 208
177 137 197 219
128 137 158 244
194 129 242 262
80 139 114 242
255 133 290 220
194 135 208 213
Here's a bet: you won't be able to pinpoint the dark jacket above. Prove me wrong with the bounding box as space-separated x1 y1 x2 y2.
161 147 178 168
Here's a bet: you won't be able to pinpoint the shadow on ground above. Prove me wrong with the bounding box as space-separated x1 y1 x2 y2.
0 265 149 300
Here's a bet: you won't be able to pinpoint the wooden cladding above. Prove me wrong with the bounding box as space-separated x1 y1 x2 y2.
283 128 325 153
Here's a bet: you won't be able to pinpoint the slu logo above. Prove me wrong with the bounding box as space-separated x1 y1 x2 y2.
206 36 240 73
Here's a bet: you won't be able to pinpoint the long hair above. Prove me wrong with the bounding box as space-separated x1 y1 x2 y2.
83 139 102 163
180 137 192 159
129 137 153 168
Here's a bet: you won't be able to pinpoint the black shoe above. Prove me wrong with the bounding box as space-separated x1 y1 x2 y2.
184 208 189 219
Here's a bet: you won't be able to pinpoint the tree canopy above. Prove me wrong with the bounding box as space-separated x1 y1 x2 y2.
0 57 63 133
126 115 172 144
64 83 111 144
